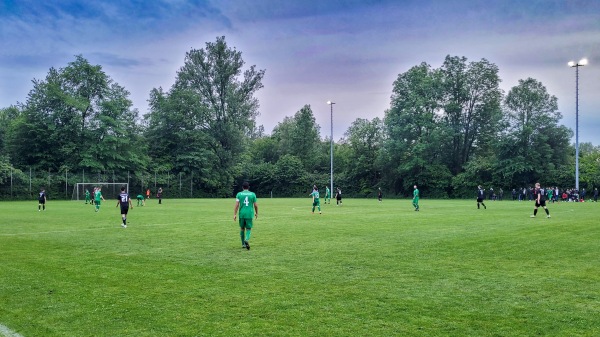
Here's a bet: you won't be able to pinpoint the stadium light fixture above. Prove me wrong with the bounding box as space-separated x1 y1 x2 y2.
568 58 587 192
327 101 335 198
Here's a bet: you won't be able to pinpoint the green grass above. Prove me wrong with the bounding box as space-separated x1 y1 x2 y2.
1 198 599 337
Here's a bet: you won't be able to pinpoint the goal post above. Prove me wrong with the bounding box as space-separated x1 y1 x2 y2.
71 183 129 201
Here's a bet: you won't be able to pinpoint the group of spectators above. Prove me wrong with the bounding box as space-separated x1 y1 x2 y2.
508 186 599 202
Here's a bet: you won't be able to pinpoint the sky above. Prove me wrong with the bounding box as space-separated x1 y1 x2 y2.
1 0 599 144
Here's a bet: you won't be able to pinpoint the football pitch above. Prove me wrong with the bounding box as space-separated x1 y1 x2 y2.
1 198 599 337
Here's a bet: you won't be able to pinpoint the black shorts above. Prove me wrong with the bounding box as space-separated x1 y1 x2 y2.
38 199 45 204
535 200 547 207
120 205 129 214
477 198 484 203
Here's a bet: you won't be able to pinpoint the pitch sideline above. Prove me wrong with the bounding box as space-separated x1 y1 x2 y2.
0 324 24 337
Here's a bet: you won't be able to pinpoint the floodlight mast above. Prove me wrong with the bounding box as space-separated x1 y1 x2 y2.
327 101 335 199
568 58 587 192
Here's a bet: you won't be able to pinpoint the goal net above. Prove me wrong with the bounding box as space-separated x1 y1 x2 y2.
71 183 129 201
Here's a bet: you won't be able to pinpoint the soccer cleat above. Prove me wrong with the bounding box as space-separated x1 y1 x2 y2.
121 224 127 228
546 215 551 218
244 240 250 250
530 215 536 218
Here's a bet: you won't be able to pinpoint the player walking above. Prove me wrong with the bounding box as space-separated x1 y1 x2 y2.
378 188 382 202
477 185 487 209
38 188 47 211
310 186 322 214
94 187 105 212
412 185 420 211
335 188 343 206
116 186 133 228
531 183 550 218
85 189 91 204
234 182 258 250
325 186 331 204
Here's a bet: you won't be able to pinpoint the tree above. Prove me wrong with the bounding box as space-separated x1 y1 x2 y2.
146 36 265 195
383 62 450 196
342 117 384 196
496 78 572 187
0 106 20 156
7 55 146 173
271 105 322 171
578 143 600 189
439 56 503 176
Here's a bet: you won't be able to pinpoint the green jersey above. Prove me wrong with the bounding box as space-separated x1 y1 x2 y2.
236 190 257 219
94 190 102 201
311 190 320 201
325 187 330 197
413 188 419 199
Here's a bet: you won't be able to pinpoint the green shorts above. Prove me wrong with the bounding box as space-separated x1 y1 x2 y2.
239 218 253 229
313 200 321 207
95 199 102 206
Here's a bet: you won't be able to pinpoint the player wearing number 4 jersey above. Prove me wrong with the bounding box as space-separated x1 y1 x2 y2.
234 181 258 250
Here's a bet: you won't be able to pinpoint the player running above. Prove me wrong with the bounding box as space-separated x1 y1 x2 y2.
234 182 258 250
116 186 133 228
477 185 487 209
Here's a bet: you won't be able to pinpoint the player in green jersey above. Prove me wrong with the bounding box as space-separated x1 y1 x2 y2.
412 185 420 211
310 186 322 214
325 186 331 204
85 189 91 204
136 194 145 206
94 187 105 212
234 182 258 250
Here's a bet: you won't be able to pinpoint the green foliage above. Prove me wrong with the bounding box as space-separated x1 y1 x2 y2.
495 78 572 186
579 143 600 189
145 36 265 196
0 45 586 198
6 55 146 174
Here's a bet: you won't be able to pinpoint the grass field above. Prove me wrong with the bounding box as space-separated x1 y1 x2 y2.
1 197 599 337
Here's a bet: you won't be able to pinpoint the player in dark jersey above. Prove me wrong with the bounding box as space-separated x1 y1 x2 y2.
530 182 550 218
335 188 343 206
477 185 487 209
116 186 133 228
38 188 47 211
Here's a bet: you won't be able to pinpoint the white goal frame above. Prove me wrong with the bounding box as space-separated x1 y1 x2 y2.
72 183 129 201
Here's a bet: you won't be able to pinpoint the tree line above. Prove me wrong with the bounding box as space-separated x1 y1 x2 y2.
0 36 598 200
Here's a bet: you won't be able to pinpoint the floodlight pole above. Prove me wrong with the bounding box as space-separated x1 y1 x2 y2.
569 59 587 192
327 101 335 198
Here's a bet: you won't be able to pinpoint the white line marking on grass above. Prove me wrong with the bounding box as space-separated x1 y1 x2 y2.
0 324 24 337
0 222 198 236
